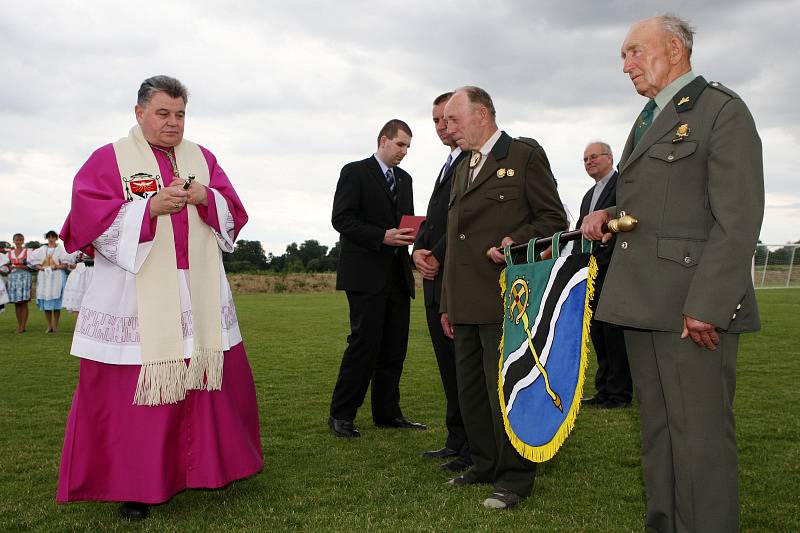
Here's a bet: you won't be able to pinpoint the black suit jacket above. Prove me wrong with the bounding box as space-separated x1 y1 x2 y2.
332 155 415 296
413 151 468 307
576 171 618 268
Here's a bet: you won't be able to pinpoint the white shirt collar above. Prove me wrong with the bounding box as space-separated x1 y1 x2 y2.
373 153 390 175
477 129 502 156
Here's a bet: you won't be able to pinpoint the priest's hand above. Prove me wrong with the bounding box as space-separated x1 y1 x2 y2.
150 184 189 217
681 315 720 351
581 210 613 243
170 179 208 206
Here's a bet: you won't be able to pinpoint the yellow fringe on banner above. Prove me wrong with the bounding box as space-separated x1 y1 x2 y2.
496 255 598 462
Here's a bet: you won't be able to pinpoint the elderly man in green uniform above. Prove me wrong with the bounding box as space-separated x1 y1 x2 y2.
581 14 764 533
440 86 567 510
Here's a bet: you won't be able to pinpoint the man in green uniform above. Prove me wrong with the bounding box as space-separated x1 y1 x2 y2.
581 14 764 532
440 86 567 509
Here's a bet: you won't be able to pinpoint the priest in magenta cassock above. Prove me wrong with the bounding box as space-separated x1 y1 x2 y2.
57 75 262 520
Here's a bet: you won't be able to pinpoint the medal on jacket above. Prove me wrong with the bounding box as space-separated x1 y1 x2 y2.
672 123 691 143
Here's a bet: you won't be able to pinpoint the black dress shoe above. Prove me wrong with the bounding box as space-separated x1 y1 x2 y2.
375 416 427 430
421 447 458 459
582 395 608 405
601 400 631 410
328 416 361 438
440 457 473 472
119 502 149 520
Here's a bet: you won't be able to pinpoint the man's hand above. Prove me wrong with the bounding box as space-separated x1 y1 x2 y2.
441 312 454 339
580 210 613 243
383 227 415 247
486 236 514 264
150 183 189 217
412 249 440 279
169 179 207 206
681 314 720 351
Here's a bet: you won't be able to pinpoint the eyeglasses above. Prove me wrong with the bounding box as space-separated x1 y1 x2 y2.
583 153 609 163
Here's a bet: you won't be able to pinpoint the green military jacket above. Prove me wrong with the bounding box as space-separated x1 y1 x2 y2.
597 76 764 333
441 131 567 324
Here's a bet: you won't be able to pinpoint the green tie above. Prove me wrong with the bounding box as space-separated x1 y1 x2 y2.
633 99 657 147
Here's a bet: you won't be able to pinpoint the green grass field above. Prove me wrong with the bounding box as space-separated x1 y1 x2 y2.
1 290 798 532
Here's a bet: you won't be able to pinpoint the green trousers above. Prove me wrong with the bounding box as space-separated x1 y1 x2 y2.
453 324 536 497
625 330 739 533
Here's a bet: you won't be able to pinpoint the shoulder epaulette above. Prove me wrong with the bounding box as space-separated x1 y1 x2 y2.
706 81 740 99
515 137 541 149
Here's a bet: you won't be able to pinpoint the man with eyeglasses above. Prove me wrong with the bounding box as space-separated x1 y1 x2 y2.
576 142 632 410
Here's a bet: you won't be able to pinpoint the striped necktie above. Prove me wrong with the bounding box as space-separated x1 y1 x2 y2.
385 167 397 197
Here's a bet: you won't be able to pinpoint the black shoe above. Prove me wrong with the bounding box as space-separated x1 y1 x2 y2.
375 416 427 430
601 400 631 410
421 447 458 459
582 395 608 405
119 502 149 520
446 474 482 487
440 457 473 472
328 416 361 438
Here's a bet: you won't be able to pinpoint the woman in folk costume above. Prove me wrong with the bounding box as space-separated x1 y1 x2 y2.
30 230 72 332
57 75 262 520
62 251 94 313
4 233 35 332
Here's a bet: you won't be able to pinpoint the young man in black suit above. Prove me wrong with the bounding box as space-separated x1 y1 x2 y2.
329 119 426 437
576 141 632 409
413 93 471 471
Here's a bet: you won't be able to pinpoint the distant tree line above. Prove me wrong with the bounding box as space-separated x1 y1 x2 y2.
223 239 340 273
1 238 340 273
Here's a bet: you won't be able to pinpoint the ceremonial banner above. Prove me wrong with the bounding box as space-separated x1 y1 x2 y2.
498 234 597 462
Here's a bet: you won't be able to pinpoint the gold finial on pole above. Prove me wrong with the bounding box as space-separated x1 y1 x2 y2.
607 212 638 233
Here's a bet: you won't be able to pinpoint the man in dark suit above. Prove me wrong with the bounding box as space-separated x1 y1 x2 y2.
441 87 567 510
413 93 471 472
582 14 764 532
576 141 632 409
329 119 427 438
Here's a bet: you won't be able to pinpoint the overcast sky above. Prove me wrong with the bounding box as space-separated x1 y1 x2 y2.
2 0 798 253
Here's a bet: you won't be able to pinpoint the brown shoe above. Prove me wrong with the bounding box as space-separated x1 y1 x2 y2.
483 489 523 510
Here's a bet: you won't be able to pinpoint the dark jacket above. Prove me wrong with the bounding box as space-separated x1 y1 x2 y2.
576 171 619 268
413 150 468 307
332 155 415 296
442 132 567 324
597 77 763 332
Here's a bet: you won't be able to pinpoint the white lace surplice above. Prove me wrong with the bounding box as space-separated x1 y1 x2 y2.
71 191 240 365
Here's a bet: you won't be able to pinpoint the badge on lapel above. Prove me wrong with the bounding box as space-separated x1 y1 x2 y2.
497 168 506 178
672 123 691 143
470 152 482 168
507 168 515 177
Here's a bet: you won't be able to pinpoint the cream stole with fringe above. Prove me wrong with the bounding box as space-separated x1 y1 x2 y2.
113 125 223 406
